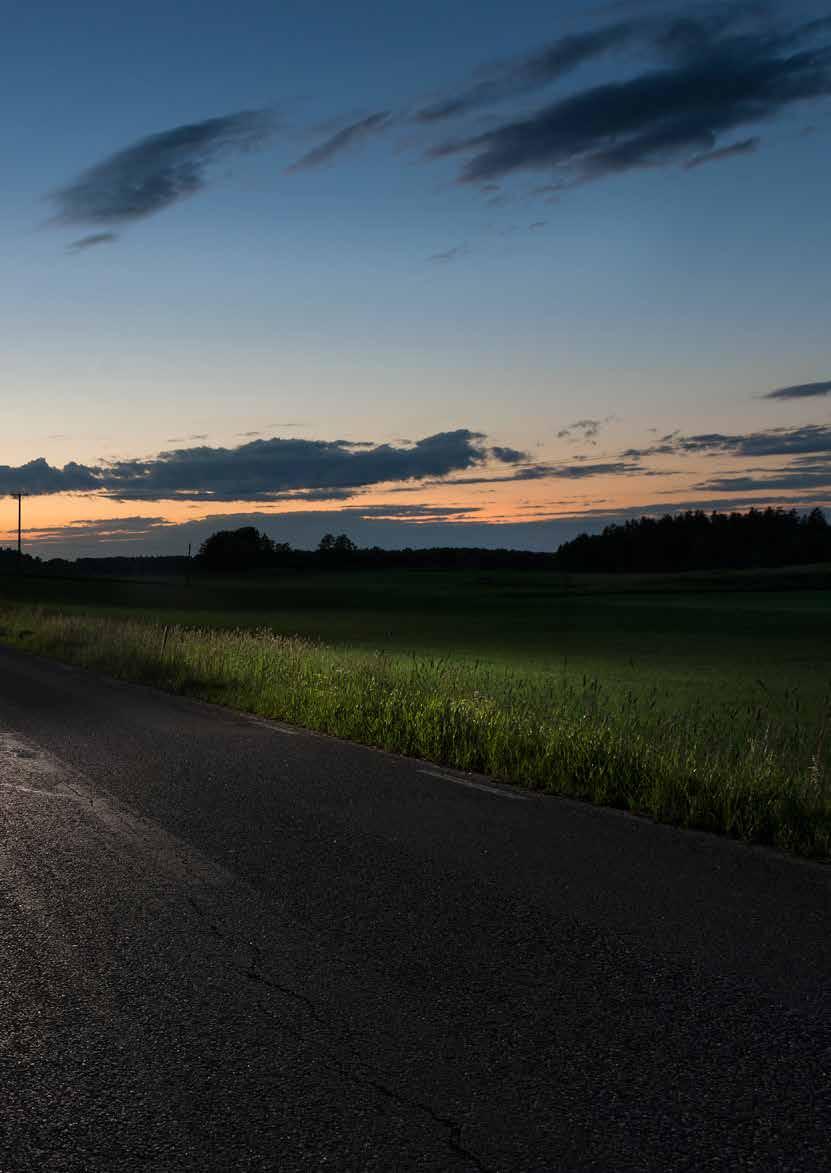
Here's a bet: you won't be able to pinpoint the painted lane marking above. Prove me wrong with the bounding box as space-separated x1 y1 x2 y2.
417 769 528 800
0 783 81 801
245 717 300 736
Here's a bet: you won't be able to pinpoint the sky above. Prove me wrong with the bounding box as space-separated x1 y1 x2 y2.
2 0 830 556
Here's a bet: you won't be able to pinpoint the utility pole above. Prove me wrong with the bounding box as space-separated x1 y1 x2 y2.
15 493 23 574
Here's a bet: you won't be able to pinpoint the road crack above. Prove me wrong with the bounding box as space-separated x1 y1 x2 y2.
183 892 493 1171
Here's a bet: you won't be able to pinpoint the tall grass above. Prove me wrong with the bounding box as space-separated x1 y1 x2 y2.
1 605 828 859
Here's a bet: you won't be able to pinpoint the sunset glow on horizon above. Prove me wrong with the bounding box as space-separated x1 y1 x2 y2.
3 0 829 556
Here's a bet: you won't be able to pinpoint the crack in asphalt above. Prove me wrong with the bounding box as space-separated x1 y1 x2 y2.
185 893 494 1172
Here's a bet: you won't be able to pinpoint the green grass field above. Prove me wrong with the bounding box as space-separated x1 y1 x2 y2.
1 565 829 858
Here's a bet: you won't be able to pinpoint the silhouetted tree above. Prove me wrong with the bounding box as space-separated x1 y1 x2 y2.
318 533 356 560
197 527 275 571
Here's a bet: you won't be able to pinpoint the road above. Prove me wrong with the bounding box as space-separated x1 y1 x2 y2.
0 644 828 1172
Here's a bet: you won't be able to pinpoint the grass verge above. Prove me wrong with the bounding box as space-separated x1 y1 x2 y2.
1 605 829 860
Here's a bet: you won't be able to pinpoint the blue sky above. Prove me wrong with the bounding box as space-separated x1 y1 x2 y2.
2 0 830 554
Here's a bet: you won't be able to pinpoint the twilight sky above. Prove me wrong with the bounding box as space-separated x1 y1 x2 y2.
2 0 830 556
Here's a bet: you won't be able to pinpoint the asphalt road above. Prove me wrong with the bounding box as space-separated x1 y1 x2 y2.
0 644 828 1172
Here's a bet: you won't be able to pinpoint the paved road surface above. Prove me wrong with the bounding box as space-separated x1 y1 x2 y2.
0 644 828 1171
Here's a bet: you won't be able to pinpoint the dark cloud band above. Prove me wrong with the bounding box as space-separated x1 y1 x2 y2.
0 431 524 502
622 424 831 461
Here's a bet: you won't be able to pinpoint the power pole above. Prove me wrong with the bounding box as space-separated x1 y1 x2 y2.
15 493 23 573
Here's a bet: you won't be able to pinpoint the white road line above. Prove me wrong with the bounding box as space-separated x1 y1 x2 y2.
244 717 300 736
0 783 80 801
417 768 528 800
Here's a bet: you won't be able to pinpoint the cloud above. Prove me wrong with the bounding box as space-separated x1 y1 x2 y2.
684 135 759 168
428 243 469 263
414 20 639 123
0 430 524 502
489 445 527 463
576 492 831 516
24 516 172 545
692 460 831 493
518 460 648 480
557 418 602 442
430 16 831 184
51 110 274 226
622 424 831 460
279 487 357 502
286 112 391 171
66 232 118 252
762 379 831 400
389 459 651 489
0 457 98 496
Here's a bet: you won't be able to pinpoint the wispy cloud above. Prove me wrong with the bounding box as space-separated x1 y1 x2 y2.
414 20 639 123
286 111 391 171
428 243 469 263
66 232 118 252
692 461 831 493
429 14 831 185
557 418 603 443
51 110 274 227
762 379 831 400
389 459 652 490
24 516 172 545
684 136 759 169
622 425 831 462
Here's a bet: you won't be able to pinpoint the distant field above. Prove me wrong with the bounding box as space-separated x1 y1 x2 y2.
1 564 828 857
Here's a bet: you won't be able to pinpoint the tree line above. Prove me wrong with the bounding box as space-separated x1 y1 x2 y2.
1 507 828 577
551 507 831 572
195 528 557 571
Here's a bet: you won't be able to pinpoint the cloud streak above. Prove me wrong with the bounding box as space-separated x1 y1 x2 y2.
390 459 652 489
414 20 639 123
430 16 831 185
692 462 831 493
684 135 759 169
428 243 469 263
51 110 274 226
622 424 831 460
286 112 391 171
66 232 118 252
762 379 831 400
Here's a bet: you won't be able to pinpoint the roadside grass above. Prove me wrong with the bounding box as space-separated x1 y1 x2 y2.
1 603 828 860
